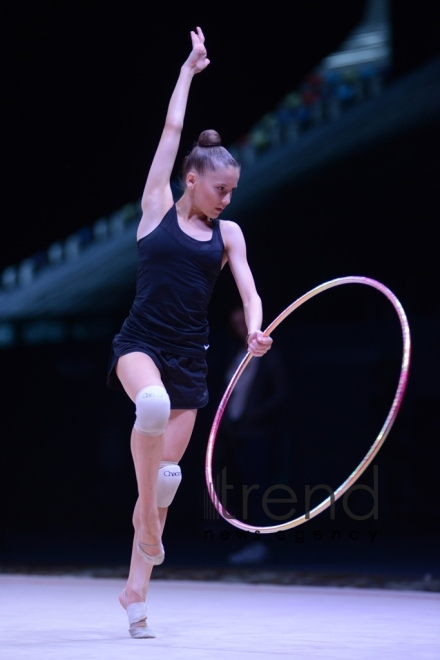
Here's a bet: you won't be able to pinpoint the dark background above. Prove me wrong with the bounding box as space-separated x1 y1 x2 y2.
1 1 439 578
4 0 436 271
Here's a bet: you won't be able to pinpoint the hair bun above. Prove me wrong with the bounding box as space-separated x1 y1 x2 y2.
197 129 222 148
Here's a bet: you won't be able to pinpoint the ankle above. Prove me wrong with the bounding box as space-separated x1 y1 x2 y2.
138 519 161 546
122 586 144 606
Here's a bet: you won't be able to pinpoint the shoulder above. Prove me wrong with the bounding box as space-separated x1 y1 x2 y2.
219 219 245 248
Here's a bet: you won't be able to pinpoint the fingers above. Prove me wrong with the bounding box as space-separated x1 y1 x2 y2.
190 26 205 49
192 26 205 43
247 332 273 357
187 27 209 72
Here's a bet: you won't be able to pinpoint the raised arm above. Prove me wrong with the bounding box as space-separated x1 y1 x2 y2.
137 27 210 239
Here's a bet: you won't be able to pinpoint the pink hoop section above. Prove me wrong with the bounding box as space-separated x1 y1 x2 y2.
205 276 411 533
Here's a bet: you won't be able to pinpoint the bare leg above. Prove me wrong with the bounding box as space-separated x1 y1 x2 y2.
115 352 197 624
116 353 166 559
131 426 164 556
121 408 197 609
118 498 166 602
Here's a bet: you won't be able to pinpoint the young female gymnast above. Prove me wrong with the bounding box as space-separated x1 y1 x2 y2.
107 26 273 638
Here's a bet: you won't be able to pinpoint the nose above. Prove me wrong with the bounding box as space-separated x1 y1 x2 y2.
222 192 232 206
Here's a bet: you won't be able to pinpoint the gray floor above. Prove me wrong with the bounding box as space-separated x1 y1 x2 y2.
1 573 439 659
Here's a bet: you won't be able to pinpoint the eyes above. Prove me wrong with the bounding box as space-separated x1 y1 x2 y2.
217 185 235 195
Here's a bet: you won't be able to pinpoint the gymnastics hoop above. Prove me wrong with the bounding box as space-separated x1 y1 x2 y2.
205 276 411 533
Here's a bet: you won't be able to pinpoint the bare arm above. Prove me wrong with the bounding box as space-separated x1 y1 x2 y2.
137 27 210 240
222 221 273 357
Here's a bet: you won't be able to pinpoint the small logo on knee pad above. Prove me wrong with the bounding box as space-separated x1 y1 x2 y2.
141 391 166 398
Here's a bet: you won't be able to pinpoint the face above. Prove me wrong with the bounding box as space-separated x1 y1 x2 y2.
188 166 240 219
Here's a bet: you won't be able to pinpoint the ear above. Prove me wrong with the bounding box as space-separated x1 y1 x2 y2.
186 171 197 189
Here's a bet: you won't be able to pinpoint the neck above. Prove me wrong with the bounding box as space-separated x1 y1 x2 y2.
176 198 210 224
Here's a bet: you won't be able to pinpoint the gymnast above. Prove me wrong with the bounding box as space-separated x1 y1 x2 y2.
106 26 272 638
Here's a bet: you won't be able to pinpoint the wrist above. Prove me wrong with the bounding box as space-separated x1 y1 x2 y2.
181 62 197 76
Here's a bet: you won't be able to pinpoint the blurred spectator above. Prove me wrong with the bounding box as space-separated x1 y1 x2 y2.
300 71 325 126
230 60 386 167
77 226 93 247
214 306 294 565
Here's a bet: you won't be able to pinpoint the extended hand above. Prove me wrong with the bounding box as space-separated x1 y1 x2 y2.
184 26 210 74
247 331 273 357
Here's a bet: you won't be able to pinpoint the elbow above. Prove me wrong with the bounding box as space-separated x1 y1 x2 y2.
243 292 262 310
164 117 184 133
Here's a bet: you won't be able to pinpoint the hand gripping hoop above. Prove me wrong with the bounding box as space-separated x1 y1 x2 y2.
205 276 411 533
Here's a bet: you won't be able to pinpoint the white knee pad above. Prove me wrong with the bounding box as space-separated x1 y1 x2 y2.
157 461 182 507
134 386 170 437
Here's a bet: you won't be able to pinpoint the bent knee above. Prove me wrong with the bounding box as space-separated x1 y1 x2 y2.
134 385 170 437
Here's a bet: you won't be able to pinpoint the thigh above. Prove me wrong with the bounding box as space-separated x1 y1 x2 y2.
163 409 198 463
116 351 163 402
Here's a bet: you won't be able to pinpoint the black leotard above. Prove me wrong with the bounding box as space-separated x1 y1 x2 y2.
113 204 224 358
